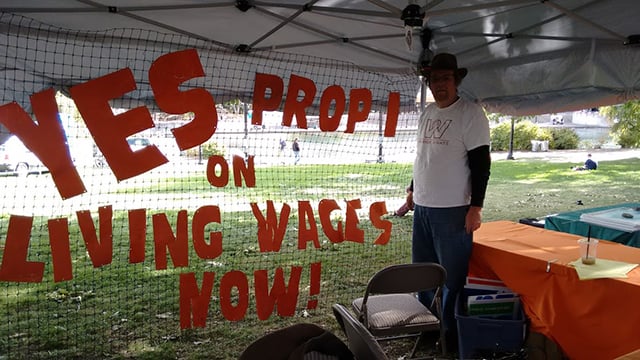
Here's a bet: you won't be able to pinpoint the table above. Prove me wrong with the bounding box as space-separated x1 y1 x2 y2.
469 221 640 360
544 203 640 247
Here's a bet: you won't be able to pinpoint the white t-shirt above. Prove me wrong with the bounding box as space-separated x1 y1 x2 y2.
412 97 490 208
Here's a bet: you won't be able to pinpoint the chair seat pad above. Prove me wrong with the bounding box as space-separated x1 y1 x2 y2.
352 294 439 335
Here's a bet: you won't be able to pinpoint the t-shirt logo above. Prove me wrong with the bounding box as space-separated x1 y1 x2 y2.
422 118 451 139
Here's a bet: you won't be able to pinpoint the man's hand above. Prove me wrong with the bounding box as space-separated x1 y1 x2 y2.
406 191 414 210
465 206 482 233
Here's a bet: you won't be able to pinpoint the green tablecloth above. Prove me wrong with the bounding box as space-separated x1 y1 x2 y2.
544 203 640 248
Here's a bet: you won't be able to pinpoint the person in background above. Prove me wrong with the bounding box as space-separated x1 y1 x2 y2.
406 53 491 352
292 138 301 165
573 153 597 171
277 139 287 164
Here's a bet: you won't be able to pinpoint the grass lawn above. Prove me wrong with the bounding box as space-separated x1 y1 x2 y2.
0 156 638 359
483 157 640 221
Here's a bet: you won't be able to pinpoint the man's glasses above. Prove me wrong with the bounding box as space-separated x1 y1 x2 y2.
429 74 455 83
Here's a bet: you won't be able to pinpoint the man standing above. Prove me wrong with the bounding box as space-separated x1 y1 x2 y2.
292 138 301 165
406 53 491 351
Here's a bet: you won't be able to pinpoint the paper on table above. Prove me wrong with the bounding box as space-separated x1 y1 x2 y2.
579 207 640 232
568 258 638 280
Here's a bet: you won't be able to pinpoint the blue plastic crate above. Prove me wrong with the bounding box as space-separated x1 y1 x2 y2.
455 288 526 359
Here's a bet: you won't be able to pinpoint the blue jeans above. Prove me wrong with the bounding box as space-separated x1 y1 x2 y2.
412 205 472 333
293 151 300 164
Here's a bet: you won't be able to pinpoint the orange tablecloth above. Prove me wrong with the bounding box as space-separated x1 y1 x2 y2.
469 221 640 360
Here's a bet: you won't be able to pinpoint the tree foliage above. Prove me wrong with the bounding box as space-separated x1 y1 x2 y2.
490 120 552 151
548 127 580 150
224 99 245 114
489 113 580 151
600 100 640 148
184 141 225 159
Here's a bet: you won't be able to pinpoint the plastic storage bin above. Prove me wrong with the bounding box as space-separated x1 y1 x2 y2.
455 288 526 359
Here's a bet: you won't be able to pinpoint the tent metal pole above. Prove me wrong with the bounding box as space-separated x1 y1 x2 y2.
507 117 515 160
243 103 249 139
420 79 426 112
377 110 384 163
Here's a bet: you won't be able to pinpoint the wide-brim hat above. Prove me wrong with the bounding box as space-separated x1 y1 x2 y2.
422 53 468 79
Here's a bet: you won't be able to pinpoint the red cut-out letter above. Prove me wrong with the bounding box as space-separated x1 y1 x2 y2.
48 218 73 282
70 68 168 180
128 209 147 264
179 272 216 329
252 73 284 126
206 155 229 188
307 262 322 309
219 271 249 321
318 199 344 244
0 90 85 199
153 210 189 270
0 215 44 282
232 155 256 187
282 74 316 129
149 49 217 150
76 206 113 268
345 88 372 133
192 205 222 259
319 85 346 132
384 92 400 137
370 201 392 245
250 201 290 252
297 201 320 250
254 267 302 320
344 199 364 243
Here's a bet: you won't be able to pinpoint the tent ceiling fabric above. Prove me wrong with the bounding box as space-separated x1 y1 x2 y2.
1 0 640 117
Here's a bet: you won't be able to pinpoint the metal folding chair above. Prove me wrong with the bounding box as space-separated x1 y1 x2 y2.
351 263 447 358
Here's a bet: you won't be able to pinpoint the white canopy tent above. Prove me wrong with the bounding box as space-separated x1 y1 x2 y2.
1 0 639 129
